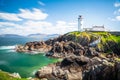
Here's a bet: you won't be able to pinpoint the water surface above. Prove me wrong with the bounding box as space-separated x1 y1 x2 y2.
0 37 57 77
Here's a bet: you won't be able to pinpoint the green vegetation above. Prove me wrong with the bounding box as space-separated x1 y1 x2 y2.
67 31 99 43
0 70 27 80
67 31 120 53
95 32 120 52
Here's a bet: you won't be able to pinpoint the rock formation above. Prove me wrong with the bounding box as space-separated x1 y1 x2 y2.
36 55 120 80
15 31 120 80
16 41 52 54
16 32 120 57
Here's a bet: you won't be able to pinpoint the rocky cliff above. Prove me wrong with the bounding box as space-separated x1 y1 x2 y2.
16 31 120 57
16 31 120 80
36 55 120 80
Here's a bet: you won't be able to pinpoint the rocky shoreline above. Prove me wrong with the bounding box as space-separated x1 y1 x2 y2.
36 55 120 80
16 31 120 80
16 31 120 57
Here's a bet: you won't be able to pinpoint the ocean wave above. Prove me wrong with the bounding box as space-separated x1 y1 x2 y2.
7 50 16 52
0 45 16 50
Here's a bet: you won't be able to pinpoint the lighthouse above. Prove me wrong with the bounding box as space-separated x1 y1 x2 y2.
78 15 83 31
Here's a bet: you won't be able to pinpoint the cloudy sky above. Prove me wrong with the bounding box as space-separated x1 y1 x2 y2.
0 0 120 35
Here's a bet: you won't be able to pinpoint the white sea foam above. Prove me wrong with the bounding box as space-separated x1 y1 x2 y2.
7 50 15 52
25 51 41 55
31 69 37 75
0 45 16 50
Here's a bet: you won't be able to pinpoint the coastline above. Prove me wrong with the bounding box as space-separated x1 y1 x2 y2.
15 31 120 79
1 31 120 80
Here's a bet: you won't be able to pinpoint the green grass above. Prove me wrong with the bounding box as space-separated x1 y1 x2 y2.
0 70 27 80
67 31 99 43
66 31 120 52
68 31 82 36
93 32 120 52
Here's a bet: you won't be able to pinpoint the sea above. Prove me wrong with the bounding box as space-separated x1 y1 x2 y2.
0 36 57 78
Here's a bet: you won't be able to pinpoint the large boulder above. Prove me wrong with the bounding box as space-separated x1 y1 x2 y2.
60 55 90 67
65 71 82 80
36 66 53 79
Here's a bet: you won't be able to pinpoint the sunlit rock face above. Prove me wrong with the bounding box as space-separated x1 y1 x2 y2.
36 55 120 80
16 31 120 57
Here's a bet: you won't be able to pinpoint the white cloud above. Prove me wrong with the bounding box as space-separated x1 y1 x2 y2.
18 8 48 20
38 1 45 6
109 18 116 21
23 20 77 35
51 21 77 34
116 16 120 21
110 16 120 21
112 2 120 21
118 9 120 13
0 8 48 21
114 8 120 15
23 20 52 27
0 22 22 29
114 2 120 7
0 8 77 35
0 13 22 21
56 21 66 27
0 20 77 35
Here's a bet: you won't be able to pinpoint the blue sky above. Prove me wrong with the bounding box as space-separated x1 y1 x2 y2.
0 0 120 35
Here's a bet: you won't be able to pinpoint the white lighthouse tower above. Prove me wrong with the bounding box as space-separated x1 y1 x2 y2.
78 15 83 31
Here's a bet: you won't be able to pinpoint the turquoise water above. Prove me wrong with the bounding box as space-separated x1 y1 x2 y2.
0 37 57 78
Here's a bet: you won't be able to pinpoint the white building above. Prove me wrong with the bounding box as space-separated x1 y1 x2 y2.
83 25 108 31
77 15 109 32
